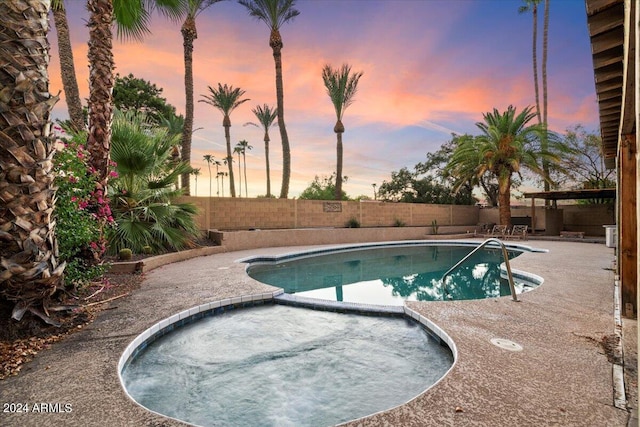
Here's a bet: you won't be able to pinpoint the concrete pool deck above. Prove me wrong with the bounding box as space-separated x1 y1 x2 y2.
0 239 635 426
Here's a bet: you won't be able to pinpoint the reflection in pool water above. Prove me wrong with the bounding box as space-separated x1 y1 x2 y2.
248 244 535 305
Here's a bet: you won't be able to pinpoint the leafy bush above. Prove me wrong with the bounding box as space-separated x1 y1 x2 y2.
107 111 200 254
53 135 112 288
394 218 406 227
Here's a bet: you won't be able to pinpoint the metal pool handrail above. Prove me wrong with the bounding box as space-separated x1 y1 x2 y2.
441 238 519 302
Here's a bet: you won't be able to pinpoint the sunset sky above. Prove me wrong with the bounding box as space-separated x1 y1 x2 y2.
48 0 598 199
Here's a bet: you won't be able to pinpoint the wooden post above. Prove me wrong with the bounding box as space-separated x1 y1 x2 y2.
619 133 637 317
530 197 536 234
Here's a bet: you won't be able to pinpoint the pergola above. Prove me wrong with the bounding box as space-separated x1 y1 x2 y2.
523 189 616 235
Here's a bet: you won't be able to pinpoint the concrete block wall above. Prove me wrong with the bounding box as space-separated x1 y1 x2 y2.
177 197 480 231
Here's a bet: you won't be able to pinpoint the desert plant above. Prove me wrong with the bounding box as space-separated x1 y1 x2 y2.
118 248 133 260
394 218 406 227
431 219 439 235
346 217 361 228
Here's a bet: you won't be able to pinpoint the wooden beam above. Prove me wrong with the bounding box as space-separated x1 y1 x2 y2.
619 133 637 317
586 0 623 16
588 2 625 35
591 27 625 54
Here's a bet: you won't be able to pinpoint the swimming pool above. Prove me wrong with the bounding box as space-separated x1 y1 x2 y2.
246 242 543 305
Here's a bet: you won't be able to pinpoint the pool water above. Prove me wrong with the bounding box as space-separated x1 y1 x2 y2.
122 304 453 427
248 244 533 305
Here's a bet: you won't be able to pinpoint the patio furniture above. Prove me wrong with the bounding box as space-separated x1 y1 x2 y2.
504 225 528 240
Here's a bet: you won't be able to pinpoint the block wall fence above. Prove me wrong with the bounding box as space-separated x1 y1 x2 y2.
177 197 615 236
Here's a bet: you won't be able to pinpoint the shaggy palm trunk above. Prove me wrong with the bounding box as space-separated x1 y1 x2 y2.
86 0 114 190
243 153 248 197
334 120 345 200
497 174 512 228
180 15 197 196
270 29 290 199
0 0 66 325
52 2 84 132
236 151 242 197
223 118 236 197
264 131 271 197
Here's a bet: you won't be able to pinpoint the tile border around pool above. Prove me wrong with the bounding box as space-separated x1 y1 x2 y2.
118 290 458 376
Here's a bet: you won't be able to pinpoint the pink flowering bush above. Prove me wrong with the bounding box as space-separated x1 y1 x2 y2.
53 135 112 288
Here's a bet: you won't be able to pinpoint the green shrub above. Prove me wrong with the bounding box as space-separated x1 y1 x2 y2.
346 217 361 228
53 134 111 289
394 218 406 227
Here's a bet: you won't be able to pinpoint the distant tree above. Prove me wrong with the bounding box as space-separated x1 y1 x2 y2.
555 125 615 200
322 63 363 200
199 83 250 197
239 0 300 198
203 154 214 197
237 140 253 197
113 73 178 124
192 168 201 195
233 144 243 197
245 104 278 197
299 174 349 200
377 167 475 205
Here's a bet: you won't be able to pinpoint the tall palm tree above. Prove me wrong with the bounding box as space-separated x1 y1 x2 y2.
51 0 84 132
238 140 253 197
322 64 364 200
233 144 243 197
0 1 65 324
245 104 277 197
213 158 222 195
518 0 542 125
238 0 300 199
447 106 556 227
86 0 182 190
179 0 223 196
541 0 550 194
199 83 250 197
203 154 214 197
192 168 201 195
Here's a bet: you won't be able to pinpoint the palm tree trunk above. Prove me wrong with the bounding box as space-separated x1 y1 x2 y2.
224 121 236 197
243 152 248 197
52 2 84 132
531 3 542 125
0 0 65 324
271 30 290 199
264 132 271 197
498 174 512 227
86 0 114 190
180 15 197 196
542 0 550 194
335 131 344 200
237 152 242 197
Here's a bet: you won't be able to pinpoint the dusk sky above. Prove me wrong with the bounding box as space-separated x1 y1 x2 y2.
48 0 598 199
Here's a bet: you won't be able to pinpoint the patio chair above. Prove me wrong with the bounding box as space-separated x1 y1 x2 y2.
504 225 528 240
487 224 509 238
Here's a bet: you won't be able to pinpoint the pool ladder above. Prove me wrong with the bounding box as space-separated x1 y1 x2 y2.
441 238 519 302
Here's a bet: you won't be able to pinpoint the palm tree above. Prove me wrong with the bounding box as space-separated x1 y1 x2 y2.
0 1 66 325
51 0 84 132
86 0 182 190
233 144 243 197
218 171 228 197
238 140 253 197
192 168 201 195
447 106 556 227
541 0 550 194
245 104 277 197
179 0 223 196
203 154 214 197
199 83 250 197
213 158 222 195
322 64 364 200
238 0 300 199
518 0 542 124
109 111 199 254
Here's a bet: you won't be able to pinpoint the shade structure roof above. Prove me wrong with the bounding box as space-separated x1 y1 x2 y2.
523 188 616 200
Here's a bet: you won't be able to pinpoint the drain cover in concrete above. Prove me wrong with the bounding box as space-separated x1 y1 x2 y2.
490 338 523 352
